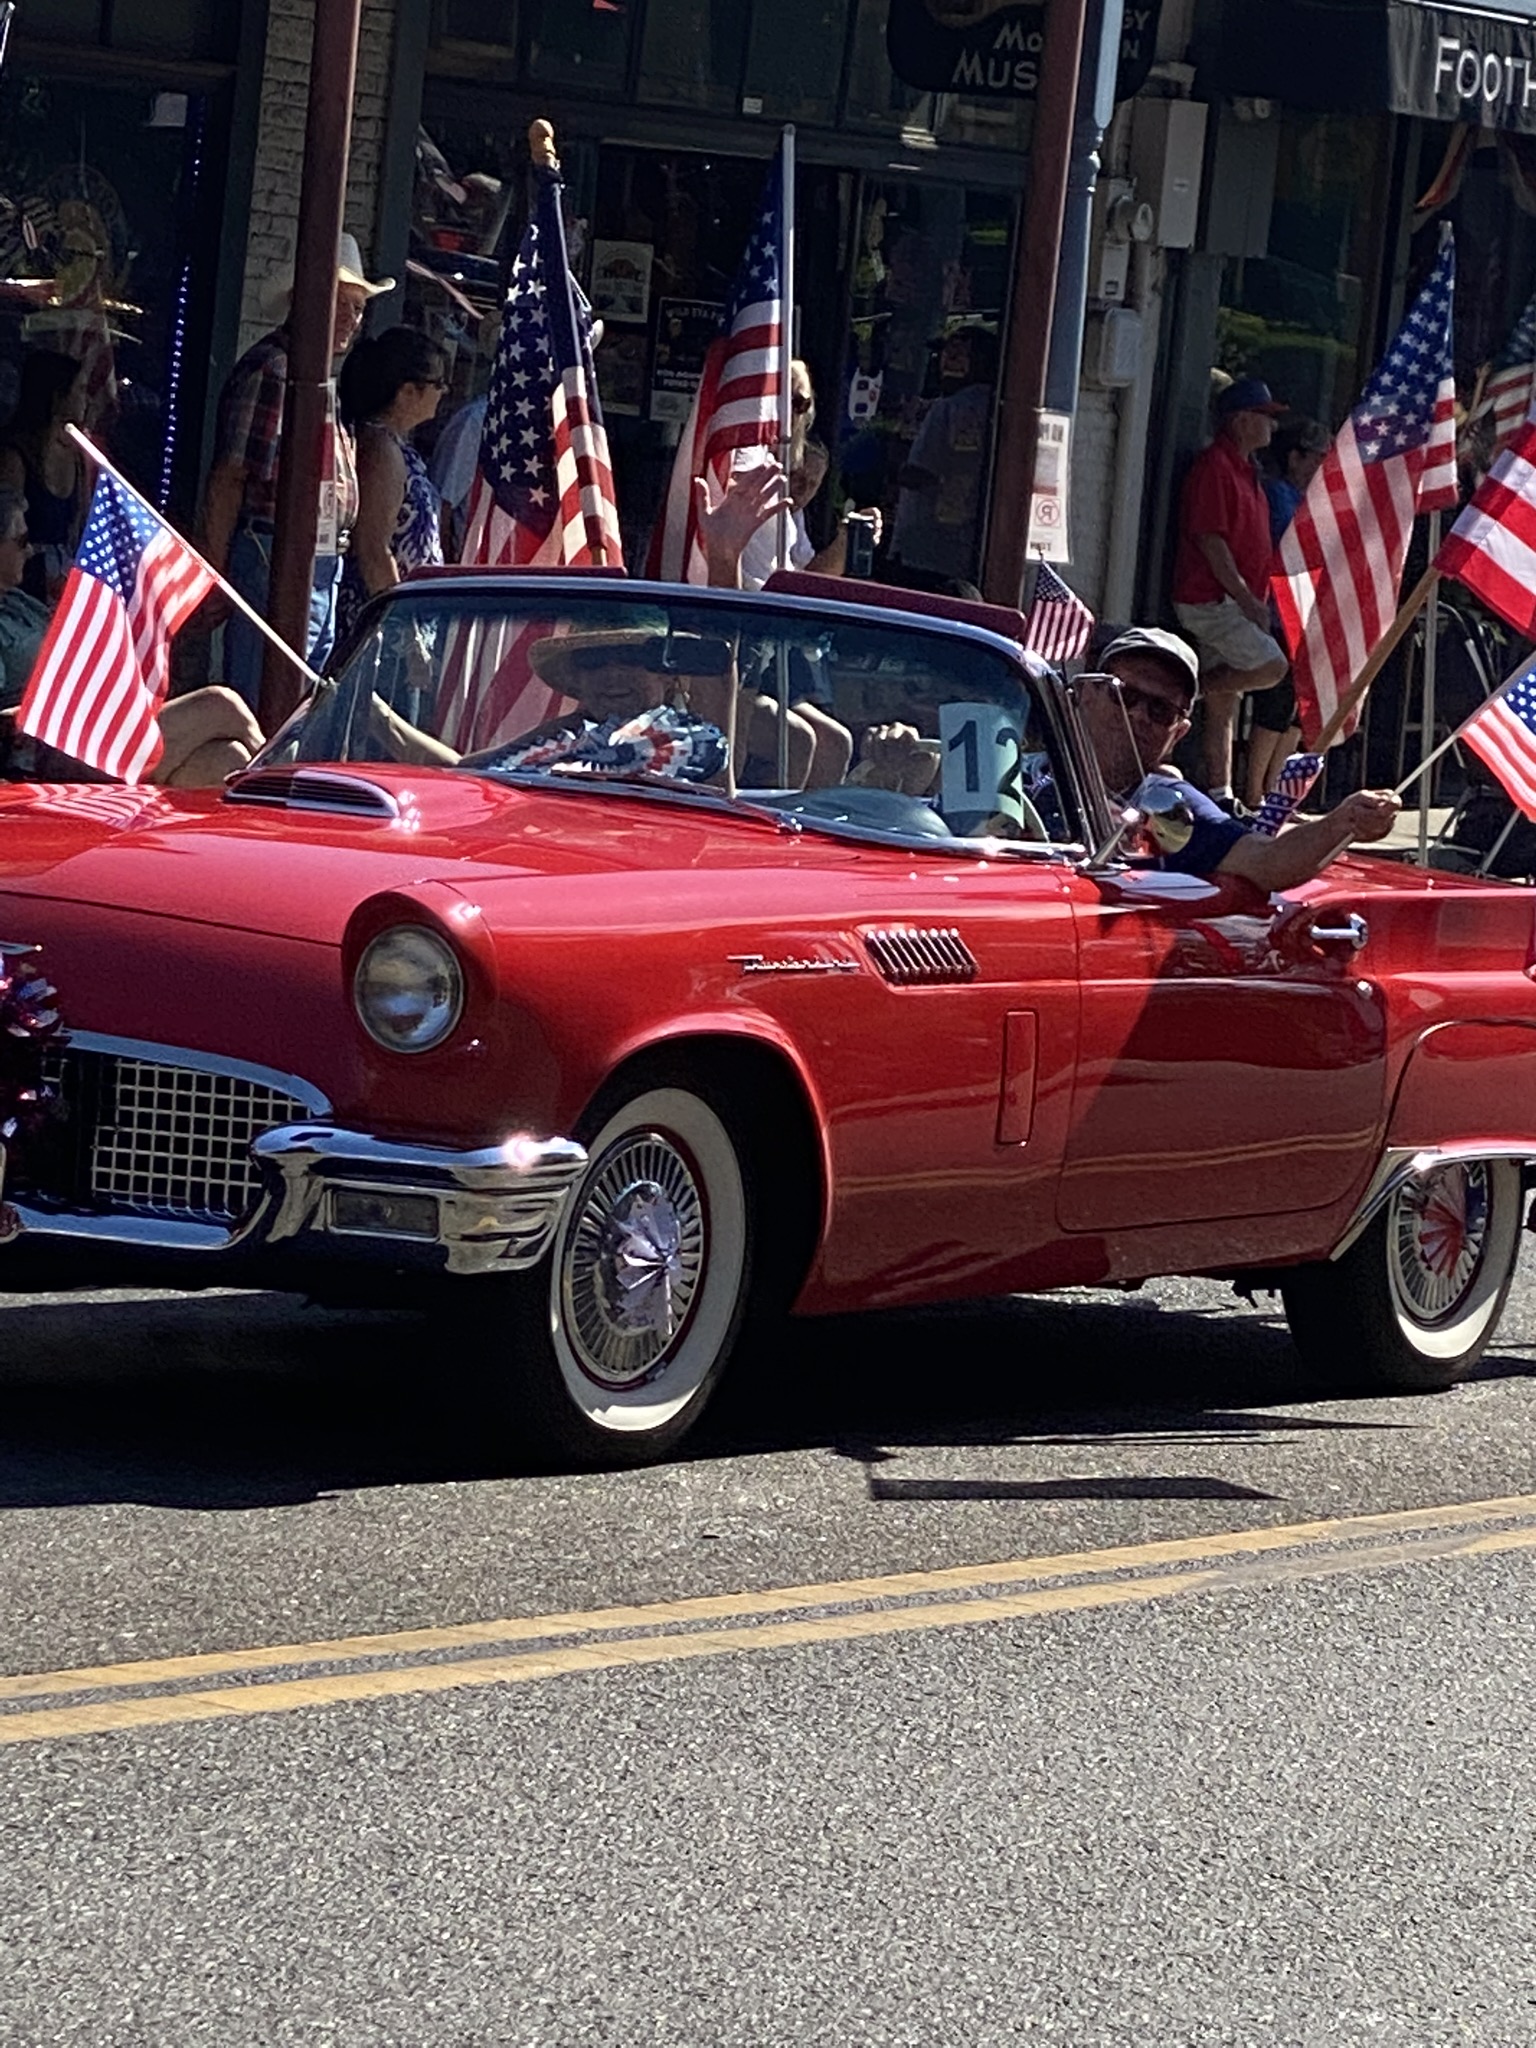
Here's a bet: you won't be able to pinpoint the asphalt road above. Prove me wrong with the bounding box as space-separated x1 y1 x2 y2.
1 1262 1534 2046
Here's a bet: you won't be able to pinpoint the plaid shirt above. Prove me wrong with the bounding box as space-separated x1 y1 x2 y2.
214 326 359 541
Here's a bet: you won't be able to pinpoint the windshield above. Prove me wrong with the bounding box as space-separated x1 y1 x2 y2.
270 583 1085 850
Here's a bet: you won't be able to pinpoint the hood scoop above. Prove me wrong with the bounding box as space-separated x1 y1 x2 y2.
223 767 401 821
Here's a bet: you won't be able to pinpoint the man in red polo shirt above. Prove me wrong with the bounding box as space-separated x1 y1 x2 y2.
1172 376 1291 807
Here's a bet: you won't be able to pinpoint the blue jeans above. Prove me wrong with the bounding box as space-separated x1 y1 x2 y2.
225 524 342 710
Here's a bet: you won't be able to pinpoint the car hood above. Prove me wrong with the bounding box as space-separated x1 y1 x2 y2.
0 765 822 942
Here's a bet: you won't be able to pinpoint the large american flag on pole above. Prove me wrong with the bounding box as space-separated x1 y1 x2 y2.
1021 562 1094 666
17 472 214 782
1436 390 1536 639
645 147 786 584
1272 230 1458 746
436 153 622 754
1478 286 1536 455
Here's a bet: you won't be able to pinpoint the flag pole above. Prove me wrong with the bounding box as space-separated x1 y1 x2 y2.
774 124 796 789
1416 512 1442 861
65 426 325 693
1310 564 1440 755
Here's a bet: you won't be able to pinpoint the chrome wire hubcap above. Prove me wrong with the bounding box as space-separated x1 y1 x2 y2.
1392 1162 1490 1324
561 1131 707 1388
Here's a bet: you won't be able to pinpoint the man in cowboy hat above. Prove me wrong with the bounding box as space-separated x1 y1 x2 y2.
200 231 393 706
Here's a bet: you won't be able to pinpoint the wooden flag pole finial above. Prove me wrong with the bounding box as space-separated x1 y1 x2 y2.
529 120 558 170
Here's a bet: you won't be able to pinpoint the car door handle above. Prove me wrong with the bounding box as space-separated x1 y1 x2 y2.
1310 912 1368 952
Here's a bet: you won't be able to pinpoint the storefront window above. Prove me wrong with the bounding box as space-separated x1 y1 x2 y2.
9 0 232 57
1215 112 1390 432
524 0 635 91
637 1 749 112
437 0 517 51
844 0 1030 150
740 0 852 125
0 71 230 517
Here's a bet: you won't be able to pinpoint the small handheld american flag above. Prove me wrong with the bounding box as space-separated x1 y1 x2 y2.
1460 662 1536 820
17 472 214 783
1252 751 1324 838
1021 562 1094 667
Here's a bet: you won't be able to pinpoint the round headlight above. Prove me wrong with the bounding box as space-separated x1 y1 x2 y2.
353 925 464 1053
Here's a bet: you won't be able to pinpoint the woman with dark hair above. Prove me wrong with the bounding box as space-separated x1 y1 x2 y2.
0 350 87 603
336 326 447 642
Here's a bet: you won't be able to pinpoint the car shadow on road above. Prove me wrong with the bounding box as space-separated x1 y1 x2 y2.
0 1281 1489 1510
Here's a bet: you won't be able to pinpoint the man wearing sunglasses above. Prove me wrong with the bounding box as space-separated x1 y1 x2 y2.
1081 627 1400 890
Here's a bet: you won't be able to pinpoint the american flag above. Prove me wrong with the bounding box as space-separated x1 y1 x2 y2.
1460 661 1536 819
1022 562 1094 666
1272 231 1458 746
436 155 622 754
1251 749 1324 838
1436 392 1536 639
17 472 214 782
1478 288 1536 456
645 147 786 584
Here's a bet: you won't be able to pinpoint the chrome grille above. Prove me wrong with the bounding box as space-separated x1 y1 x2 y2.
861 926 979 986
45 1048 314 1226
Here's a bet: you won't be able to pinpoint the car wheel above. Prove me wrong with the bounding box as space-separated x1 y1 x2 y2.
1281 1158 1524 1393
502 1084 754 1466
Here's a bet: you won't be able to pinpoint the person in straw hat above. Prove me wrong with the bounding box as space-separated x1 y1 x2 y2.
200 230 393 707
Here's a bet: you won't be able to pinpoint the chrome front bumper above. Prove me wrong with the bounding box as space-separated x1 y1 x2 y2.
253 1125 588 1275
10 1123 588 1277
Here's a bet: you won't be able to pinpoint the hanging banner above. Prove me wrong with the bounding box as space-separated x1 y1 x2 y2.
886 0 1162 102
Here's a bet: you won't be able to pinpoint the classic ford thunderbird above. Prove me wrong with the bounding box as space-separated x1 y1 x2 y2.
0 570 1530 1463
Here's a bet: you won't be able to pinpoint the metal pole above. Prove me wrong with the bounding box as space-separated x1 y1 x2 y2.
775 127 796 789
1416 512 1441 864
981 0 1090 609
261 0 363 735
1044 0 1124 417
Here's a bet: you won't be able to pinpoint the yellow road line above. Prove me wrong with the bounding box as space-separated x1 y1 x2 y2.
3 1491 1535 1705
0 1503 1534 1748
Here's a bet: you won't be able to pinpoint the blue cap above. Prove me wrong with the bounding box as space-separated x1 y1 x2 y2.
1216 376 1286 418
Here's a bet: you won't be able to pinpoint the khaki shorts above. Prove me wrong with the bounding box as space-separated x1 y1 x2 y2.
1173 597 1286 682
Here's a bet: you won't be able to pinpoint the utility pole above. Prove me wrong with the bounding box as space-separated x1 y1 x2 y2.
261 0 363 733
981 0 1089 611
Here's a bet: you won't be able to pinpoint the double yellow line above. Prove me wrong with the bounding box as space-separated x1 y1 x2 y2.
4 1493 1535 1747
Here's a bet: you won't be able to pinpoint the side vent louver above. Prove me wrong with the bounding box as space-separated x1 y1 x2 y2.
223 768 400 820
862 927 979 986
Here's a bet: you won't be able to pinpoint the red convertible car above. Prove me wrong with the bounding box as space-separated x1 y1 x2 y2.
0 570 1530 1463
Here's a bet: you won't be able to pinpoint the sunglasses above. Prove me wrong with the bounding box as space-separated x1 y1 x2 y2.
791 393 814 416
1087 674 1189 732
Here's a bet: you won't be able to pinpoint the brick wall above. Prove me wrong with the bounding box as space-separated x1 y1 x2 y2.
236 0 398 354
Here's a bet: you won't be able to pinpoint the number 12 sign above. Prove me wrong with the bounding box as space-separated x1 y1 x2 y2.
939 701 1027 837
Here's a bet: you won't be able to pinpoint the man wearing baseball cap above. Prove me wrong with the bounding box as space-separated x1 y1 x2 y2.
200 231 394 707
1081 625 1400 889
1171 375 1291 808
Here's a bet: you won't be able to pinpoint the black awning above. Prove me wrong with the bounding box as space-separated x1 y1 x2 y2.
1214 0 1536 135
